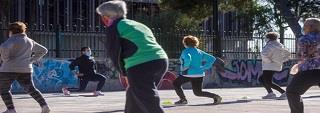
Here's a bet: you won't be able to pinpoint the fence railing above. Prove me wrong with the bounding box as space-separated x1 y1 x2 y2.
0 25 297 59
0 25 107 58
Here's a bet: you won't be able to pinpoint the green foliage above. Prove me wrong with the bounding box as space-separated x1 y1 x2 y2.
160 0 213 20
134 9 202 32
159 0 319 36
265 0 320 26
219 0 253 12
287 0 320 19
219 0 273 33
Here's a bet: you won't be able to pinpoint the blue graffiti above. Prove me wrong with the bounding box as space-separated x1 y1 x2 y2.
12 59 78 92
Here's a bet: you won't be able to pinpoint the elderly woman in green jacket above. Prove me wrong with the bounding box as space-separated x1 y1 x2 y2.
96 1 168 113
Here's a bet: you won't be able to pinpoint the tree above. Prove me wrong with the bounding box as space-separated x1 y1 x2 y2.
161 0 320 38
219 0 274 34
160 0 213 21
272 0 302 38
134 10 202 31
277 0 320 38
162 0 274 33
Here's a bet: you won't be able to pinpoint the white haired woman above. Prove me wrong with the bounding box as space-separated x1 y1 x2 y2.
286 18 320 113
96 1 168 113
259 32 287 99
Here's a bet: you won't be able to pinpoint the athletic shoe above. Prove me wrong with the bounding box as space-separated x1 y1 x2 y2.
262 92 277 99
41 105 51 113
62 87 70 96
174 99 188 105
93 91 104 96
213 96 222 105
3 109 16 113
278 92 287 100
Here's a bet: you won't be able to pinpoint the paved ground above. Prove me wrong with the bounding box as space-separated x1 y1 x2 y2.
1 86 320 113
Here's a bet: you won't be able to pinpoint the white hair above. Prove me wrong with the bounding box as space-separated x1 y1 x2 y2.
96 0 127 19
305 18 320 32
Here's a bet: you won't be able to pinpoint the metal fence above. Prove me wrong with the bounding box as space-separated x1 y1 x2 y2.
221 32 297 59
155 29 297 59
0 25 107 58
0 24 297 59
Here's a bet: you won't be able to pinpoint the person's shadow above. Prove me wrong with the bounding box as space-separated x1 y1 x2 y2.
162 99 253 108
303 95 320 99
188 99 252 106
94 110 124 113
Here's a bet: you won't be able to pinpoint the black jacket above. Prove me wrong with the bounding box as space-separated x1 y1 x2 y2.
69 55 97 77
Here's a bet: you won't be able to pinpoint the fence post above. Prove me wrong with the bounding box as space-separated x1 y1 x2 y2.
213 0 222 57
55 25 61 58
0 22 7 44
280 26 285 44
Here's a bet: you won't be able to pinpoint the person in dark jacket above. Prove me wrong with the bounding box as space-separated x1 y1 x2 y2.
62 47 106 96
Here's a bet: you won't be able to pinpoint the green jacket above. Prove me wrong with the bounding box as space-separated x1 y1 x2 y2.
105 18 168 72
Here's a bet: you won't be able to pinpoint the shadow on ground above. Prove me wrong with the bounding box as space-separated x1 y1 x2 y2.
188 100 252 106
94 110 124 113
303 95 320 99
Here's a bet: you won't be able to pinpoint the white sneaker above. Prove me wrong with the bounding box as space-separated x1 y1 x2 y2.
62 87 70 96
41 105 51 113
93 91 104 96
262 92 277 99
3 109 16 113
213 96 222 105
278 92 287 100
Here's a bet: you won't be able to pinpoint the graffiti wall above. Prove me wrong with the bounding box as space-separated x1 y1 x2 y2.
11 58 125 93
10 58 297 92
168 59 297 88
11 58 177 92
12 59 79 92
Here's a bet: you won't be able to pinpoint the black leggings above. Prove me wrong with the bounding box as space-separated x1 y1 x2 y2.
286 70 320 113
173 76 219 100
259 70 285 94
69 73 106 92
0 73 47 109
125 59 168 113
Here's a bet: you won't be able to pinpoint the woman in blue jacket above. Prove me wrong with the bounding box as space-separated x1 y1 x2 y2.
173 35 222 105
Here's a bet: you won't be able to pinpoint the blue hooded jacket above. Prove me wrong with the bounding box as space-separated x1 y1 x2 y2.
180 47 216 77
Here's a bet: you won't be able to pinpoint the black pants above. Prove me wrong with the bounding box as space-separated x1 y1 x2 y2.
125 59 168 113
173 76 219 100
259 70 285 94
286 70 320 113
0 73 48 109
69 73 106 92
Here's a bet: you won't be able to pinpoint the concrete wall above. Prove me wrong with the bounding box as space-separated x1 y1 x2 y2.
168 59 296 89
11 59 123 93
11 59 297 93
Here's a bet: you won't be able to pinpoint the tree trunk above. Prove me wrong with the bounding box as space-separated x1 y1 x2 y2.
273 0 302 38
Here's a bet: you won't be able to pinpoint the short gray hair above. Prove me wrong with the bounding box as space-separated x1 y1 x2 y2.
96 0 127 19
305 18 320 32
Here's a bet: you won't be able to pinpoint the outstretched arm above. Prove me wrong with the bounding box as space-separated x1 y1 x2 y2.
31 41 48 62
